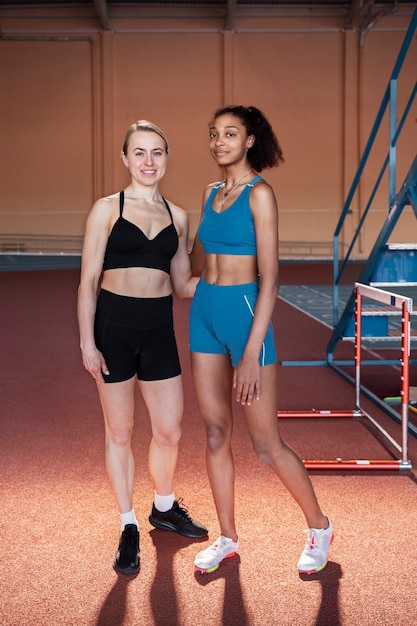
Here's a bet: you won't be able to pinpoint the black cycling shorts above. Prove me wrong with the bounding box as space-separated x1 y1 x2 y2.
94 289 181 383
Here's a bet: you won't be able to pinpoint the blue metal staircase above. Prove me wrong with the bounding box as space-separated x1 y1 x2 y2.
327 6 417 361
327 157 417 357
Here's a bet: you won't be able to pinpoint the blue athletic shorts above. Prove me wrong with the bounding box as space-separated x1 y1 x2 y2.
189 278 277 367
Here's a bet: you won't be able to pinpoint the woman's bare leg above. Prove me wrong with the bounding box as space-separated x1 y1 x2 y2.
243 363 327 529
138 374 183 495
191 352 237 541
97 376 136 514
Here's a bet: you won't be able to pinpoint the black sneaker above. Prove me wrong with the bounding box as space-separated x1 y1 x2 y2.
113 524 140 575
148 498 208 538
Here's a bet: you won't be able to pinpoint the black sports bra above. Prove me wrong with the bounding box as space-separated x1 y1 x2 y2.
103 191 179 273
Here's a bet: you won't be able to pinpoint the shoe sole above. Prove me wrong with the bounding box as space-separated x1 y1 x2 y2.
148 516 208 539
113 561 140 575
298 559 328 575
194 550 237 574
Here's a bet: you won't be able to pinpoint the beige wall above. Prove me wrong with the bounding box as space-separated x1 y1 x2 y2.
0 7 416 258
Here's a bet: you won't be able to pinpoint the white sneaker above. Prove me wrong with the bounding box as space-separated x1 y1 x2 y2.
194 535 239 573
297 517 334 573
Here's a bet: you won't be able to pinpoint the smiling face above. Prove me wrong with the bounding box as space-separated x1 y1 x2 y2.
209 113 254 167
122 130 168 186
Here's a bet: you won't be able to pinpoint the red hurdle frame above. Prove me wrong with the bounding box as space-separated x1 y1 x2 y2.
277 283 413 471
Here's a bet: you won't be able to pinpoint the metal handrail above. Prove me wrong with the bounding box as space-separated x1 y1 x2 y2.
332 6 417 327
0 234 83 255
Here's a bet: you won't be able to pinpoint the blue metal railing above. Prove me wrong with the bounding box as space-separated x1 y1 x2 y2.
332 6 417 329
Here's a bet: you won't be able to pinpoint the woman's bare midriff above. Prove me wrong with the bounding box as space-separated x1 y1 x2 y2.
201 254 259 286
100 267 173 298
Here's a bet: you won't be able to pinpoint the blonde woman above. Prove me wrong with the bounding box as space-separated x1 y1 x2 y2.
78 120 207 575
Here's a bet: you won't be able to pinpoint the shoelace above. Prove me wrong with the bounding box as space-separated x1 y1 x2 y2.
122 532 138 551
303 529 318 551
204 539 223 557
125 536 138 549
174 498 193 521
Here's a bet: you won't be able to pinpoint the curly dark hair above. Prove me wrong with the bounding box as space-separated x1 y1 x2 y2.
211 105 284 172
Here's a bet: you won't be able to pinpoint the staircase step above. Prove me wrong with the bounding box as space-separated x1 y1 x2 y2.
361 305 417 316
370 244 417 284
342 328 417 343
370 282 417 287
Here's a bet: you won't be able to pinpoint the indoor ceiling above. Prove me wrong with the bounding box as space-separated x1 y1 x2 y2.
0 0 415 32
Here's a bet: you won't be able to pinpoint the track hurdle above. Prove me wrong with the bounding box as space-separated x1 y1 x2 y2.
278 282 413 471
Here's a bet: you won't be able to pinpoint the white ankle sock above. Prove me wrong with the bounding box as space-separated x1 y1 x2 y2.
120 509 138 530
154 492 175 512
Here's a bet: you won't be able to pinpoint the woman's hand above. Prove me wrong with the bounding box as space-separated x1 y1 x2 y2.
81 345 109 384
233 355 261 406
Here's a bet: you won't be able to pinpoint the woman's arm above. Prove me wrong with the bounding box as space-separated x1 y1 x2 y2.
189 233 205 278
233 181 279 405
169 204 199 298
77 197 113 382
189 187 211 276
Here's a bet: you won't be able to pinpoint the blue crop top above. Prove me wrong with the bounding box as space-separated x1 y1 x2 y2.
197 175 262 255
103 191 178 273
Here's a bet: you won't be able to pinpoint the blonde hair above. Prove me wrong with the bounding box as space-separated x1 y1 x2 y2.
122 120 169 155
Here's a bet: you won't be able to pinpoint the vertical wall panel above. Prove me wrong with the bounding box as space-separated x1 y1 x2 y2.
111 31 222 232
359 30 417 202
0 9 415 255
231 32 344 244
0 39 95 235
